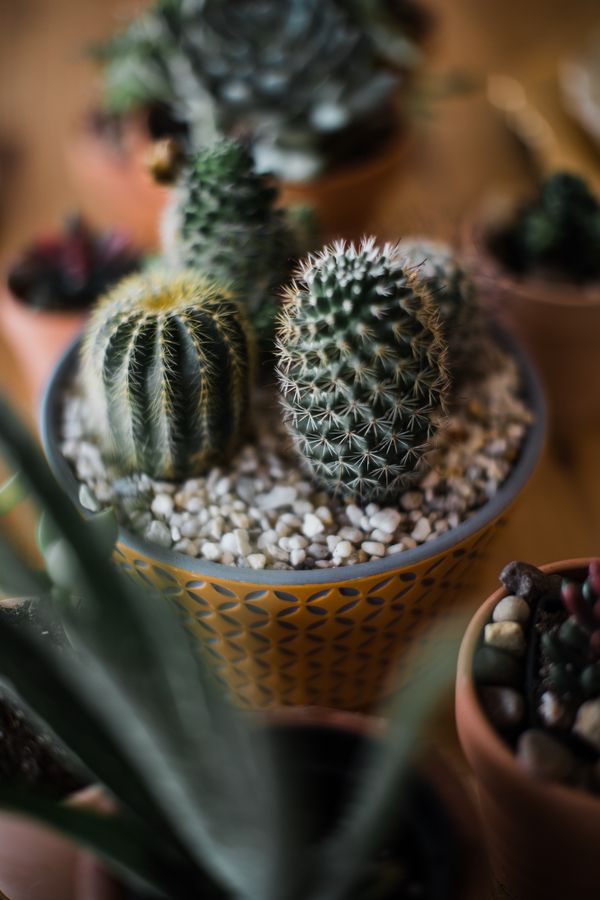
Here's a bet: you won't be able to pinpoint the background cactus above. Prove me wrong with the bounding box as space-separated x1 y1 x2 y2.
82 270 253 480
162 139 294 339
492 171 600 282
542 561 600 697
7 215 139 312
396 237 484 376
277 239 450 503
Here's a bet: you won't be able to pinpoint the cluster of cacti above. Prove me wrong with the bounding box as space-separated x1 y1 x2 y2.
93 0 427 180
162 140 294 338
7 216 139 312
276 239 450 502
542 561 600 696
493 171 600 282
397 237 484 375
81 270 253 480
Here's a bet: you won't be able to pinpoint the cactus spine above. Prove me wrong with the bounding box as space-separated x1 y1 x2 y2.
277 239 450 503
162 139 293 339
82 270 253 480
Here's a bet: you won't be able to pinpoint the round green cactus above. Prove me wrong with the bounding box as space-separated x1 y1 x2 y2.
162 139 293 339
396 237 482 375
82 270 254 480
276 239 450 503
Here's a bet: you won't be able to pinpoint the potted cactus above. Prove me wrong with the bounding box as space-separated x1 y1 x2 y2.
0 216 139 403
41 203 545 710
456 557 600 900
0 399 483 900
74 0 431 245
461 170 600 433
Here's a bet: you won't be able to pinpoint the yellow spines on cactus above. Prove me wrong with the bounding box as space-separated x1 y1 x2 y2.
81 270 254 480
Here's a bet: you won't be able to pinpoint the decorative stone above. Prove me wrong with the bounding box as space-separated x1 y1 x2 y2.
256 486 297 510
290 549 306 567
517 730 576 783
143 520 172 548
303 514 325 538
480 686 525 728
538 691 571 729
573 699 600 752
493 595 530 624
247 553 267 570
78 484 100 512
411 517 431 542
200 541 221 561
333 541 353 560
151 494 175 518
362 541 385 557
500 561 562 601
369 509 402 534
400 491 422 511
484 621 526 657
473 646 523 687
233 529 251 556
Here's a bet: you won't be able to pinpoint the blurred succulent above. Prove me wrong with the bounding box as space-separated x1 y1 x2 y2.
277 239 449 502
493 171 600 282
396 237 485 377
6 216 140 313
81 270 254 480
0 393 462 900
541 561 600 697
162 139 295 339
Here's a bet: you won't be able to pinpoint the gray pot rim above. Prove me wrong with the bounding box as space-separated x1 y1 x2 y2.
40 333 547 587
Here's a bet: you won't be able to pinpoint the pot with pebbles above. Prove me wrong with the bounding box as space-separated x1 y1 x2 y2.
41 219 545 710
461 170 600 433
456 558 600 900
0 216 139 404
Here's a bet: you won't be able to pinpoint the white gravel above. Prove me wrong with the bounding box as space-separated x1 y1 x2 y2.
63 345 533 571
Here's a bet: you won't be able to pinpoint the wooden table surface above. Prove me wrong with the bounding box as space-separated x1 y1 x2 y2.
1 2 600 886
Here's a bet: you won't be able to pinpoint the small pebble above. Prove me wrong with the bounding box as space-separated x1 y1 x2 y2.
538 691 570 729
480 686 524 728
144 520 172 548
484 621 526 657
573 699 600 752
303 514 325 538
517 730 576 783
411 517 431 542
370 509 402 534
362 541 385 557
493 595 530 625
256 486 297 510
290 549 306 567
334 541 353 560
499 561 561 602
151 494 174 519
473 646 523 688
200 542 221 562
247 553 267 570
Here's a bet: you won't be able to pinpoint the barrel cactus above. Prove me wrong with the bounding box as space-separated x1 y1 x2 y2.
82 270 253 480
162 139 293 339
396 237 483 375
277 239 450 503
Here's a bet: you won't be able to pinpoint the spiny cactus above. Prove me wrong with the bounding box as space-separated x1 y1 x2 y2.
277 239 450 503
397 237 484 375
493 171 600 282
542 561 600 697
162 140 293 339
7 215 139 312
82 270 253 480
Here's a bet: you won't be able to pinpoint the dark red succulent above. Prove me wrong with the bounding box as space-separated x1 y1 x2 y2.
7 215 140 312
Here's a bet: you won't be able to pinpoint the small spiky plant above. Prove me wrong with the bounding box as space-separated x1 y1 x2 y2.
277 239 450 503
542 561 600 697
7 215 139 312
396 237 484 376
81 269 254 481
0 395 462 900
162 140 293 339
493 171 600 282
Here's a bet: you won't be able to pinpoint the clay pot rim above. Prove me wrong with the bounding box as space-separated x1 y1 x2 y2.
462 210 600 310
456 556 600 815
40 331 546 586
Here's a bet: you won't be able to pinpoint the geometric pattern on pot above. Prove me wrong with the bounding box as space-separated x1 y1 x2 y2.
114 520 502 710
40 334 547 712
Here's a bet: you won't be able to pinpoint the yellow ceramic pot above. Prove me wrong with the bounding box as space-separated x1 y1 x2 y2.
41 338 545 711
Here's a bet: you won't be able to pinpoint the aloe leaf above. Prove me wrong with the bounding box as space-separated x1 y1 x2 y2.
310 619 465 900
0 473 26 515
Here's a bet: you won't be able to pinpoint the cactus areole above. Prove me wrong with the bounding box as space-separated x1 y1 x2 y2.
82 270 253 480
277 239 450 503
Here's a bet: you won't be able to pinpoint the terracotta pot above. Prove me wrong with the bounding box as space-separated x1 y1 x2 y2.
461 211 600 434
456 557 600 900
0 710 486 900
278 128 412 241
40 333 545 712
0 786 118 900
66 112 170 252
0 287 86 406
